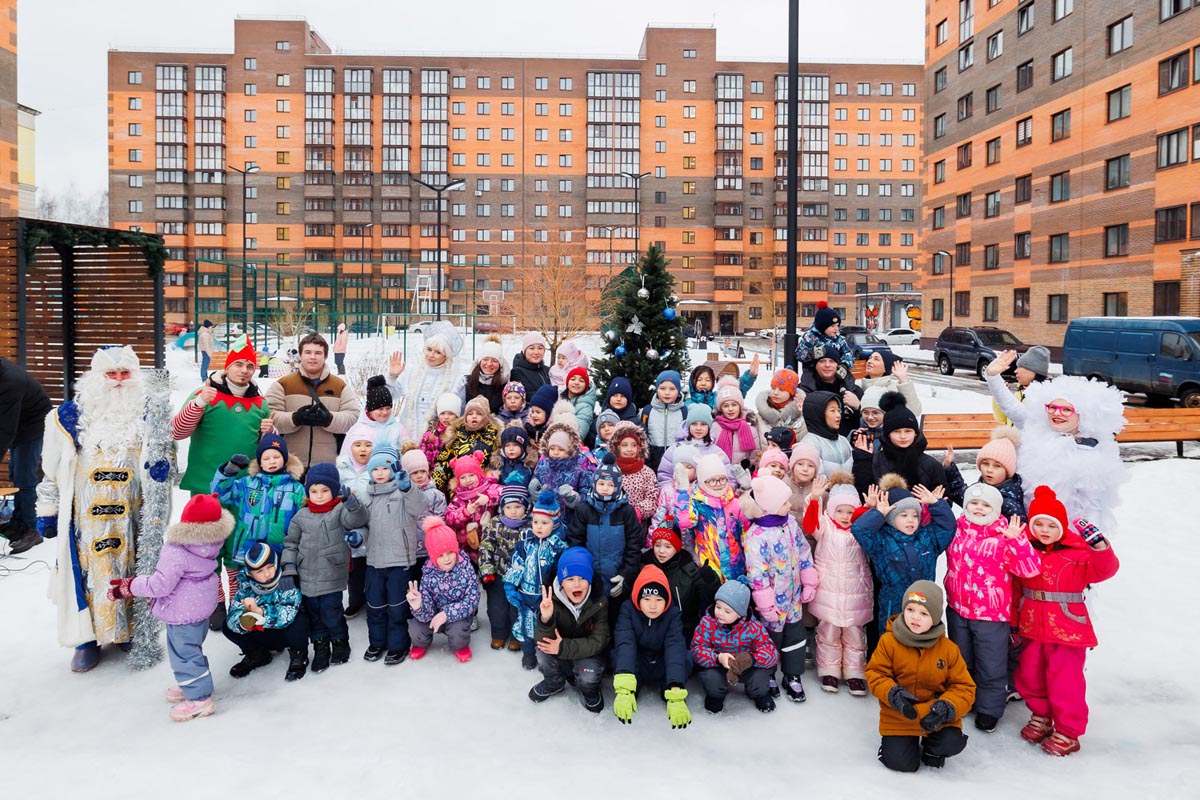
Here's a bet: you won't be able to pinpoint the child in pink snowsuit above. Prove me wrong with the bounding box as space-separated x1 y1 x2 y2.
1015 486 1119 757
443 451 500 564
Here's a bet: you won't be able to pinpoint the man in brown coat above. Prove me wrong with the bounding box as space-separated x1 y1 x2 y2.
264 333 361 469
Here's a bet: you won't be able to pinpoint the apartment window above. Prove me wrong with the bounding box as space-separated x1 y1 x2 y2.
558 103 571 116
934 160 946 184
128 148 143 163
1107 85 1132 121
244 83 257 96
1052 49 1073 82
858 108 871 121
1109 16 1133 55
957 92 973 120
1048 294 1069 323
1054 0 1074 21
243 58 256 70
1157 128 1190 169
1016 116 1033 147
1161 0 1192 21
955 292 971 318
986 191 1001 217
128 200 143 213
501 103 514 115
1105 154 1131 189
128 97 142 110
683 49 697 58
957 142 973 169
1193 202 1200 238
983 296 999 322
245 109 256 123
959 43 975 72
934 67 947 93
1155 281 1181 315
1014 288 1030 318
937 19 949 45
1051 109 1072 142
1018 2 1035 34
934 113 947 139
933 206 946 229
1050 172 1071 202
1105 224 1129 257
984 244 1000 271
931 299 945 321
1017 60 1034 92
275 73 290 87
1102 292 1128 318
1160 51 1191 95
984 137 1001 166
956 243 973 268
128 175 143 188
1014 231 1031 260
655 63 667 77
1156 205 1188 242
1049 233 1070 263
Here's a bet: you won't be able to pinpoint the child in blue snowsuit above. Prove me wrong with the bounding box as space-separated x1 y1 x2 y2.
795 302 855 374
504 489 568 669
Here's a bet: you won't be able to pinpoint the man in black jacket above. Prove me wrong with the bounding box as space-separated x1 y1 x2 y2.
0 358 52 553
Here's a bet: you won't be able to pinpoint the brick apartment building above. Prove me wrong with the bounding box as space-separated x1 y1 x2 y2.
108 17 923 335
0 0 17 216
922 0 1200 350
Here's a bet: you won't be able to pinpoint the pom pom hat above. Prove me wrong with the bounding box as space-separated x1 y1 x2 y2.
1027 485 1069 534
423 516 459 561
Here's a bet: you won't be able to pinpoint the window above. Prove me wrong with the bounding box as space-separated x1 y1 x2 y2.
1015 231 1031 259
1157 128 1189 169
934 160 946 184
1049 233 1070 263
275 40 290 51
1054 0 1074 21
535 77 548 90
128 97 141 110
933 206 946 229
934 67 947 93
985 137 1001 166
1105 224 1129 257
988 30 1004 61
243 58 256 70
1156 205 1187 242
1017 60 1034 92
1155 281 1181 315
957 92 973 120
937 19 949 45
128 200 143 213
128 148 142 162
956 242 972 266
751 81 764 94
984 296 999 322
982 86 1001 117
955 292 971 318
1109 16 1133 55
128 175 143 188
683 49 697 58
244 109 256 122
934 113 946 139
1159 51 1191 95
244 83 257 96
959 43 975 72
1052 49 1073 82
957 142 973 169
1048 294 1069 323
985 243 1000 270
1018 2 1035 34
1161 0 1191 22
1050 172 1070 202
932 299 945 321
858 108 871 121
655 63 667 77
276 73 290 87
1014 288 1030 318
1016 116 1033 147
1107 85 1132 122
1106 154 1131 189
857 82 871 96
986 191 1001 217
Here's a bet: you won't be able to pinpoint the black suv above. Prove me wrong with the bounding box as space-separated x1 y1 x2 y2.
933 326 1029 380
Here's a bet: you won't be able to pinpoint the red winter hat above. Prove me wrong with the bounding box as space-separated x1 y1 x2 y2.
181 493 224 524
650 526 682 553
566 366 590 391
225 334 257 369
452 451 486 482
1028 485 1069 534
423 515 459 561
770 368 800 396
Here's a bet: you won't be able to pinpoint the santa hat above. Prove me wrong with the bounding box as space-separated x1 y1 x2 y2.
812 301 840 334
963 482 1004 526
566 366 590 390
650 526 682 553
715 376 744 413
452 451 487 482
758 447 789 475
225 334 257 368
770 368 800 397
423 516 459 561
750 475 792 517
1028 485 1069 534
977 427 1020 478
365 375 394 413
166 493 234 545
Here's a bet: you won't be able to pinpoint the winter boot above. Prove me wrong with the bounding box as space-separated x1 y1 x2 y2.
454 646 473 663
311 638 332 673
363 646 385 663
165 686 185 703
1020 714 1053 743
846 678 868 697
507 640 522 652
521 651 537 670
386 647 411 665
70 642 100 673
229 649 273 678
285 648 308 681
5 524 42 555
768 677 780 698
170 697 215 722
820 676 840 693
343 601 364 619
1007 688 1023 703
490 638 505 650
528 680 565 703
581 690 604 713
208 602 227 632
975 713 1000 732
1041 731 1081 757
469 617 480 633
920 750 946 769
704 696 725 715
783 674 807 703
755 695 777 713
330 639 351 665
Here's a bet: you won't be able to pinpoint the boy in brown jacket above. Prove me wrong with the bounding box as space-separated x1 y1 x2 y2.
865 580 976 772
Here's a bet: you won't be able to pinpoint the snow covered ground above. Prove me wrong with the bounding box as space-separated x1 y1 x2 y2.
0 337 1194 796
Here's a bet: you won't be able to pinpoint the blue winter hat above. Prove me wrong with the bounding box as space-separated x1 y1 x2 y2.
256 433 289 464
685 403 713 426
305 462 341 496
655 369 682 393
529 384 559 416
532 488 562 520
714 580 751 618
499 480 530 510
557 546 594 584
500 424 529 451
244 541 279 571
367 443 400 475
592 452 623 492
606 376 633 404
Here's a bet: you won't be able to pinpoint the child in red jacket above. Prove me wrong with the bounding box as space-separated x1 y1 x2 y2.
1015 486 1120 757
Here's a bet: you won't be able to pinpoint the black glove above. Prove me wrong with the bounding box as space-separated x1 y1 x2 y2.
342 490 361 512
887 685 919 720
292 401 333 428
920 698 957 732
221 454 251 477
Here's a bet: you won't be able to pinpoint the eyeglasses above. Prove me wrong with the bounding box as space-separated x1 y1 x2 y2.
703 476 729 487
1044 403 1077 416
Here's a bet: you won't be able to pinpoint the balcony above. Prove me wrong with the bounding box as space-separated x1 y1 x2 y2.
713 238 743 254
714 213 743 228
714 262 744 278
714 289 743 304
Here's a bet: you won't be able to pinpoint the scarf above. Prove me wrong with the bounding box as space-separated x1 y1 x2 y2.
616 455 644 475
880 434 929 488
756 512 790 528
453 478 493 505
715 414 756 454
690 391 715 408
890 615 946 649
248 572 283 596
500 515 526 530
307 496 341 514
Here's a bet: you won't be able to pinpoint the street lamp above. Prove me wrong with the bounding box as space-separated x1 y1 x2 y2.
856 270 870 329
599 225 617 280
934 249 954 328
413 177 466 320
227 163 260 333
784 0 800 369
619 170 652 266
359 222 373 335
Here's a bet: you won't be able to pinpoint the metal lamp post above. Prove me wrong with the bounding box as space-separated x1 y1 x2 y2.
599 225 617 281
359 222 373 334
227 163 260 333
935 249 954 328
413 177 466 320
618 170 652 267
783 0 800 369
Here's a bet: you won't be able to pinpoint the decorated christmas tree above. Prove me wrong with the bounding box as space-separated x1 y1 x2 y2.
591 245 691 408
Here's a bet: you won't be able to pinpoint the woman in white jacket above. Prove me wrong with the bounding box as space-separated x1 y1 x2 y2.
386 321 466 440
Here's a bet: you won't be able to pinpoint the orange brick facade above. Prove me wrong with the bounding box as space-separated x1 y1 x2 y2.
0 0 17 216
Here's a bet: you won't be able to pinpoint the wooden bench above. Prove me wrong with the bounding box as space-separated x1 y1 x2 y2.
921 408 1200 457
701 358 867 381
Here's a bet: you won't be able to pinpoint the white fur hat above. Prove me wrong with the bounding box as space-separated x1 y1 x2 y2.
90 345 140 374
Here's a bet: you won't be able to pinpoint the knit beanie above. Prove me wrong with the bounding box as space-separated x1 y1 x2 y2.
650 526 682 552
547 429 572 453
566 366 590 390
673 444 699 468
695 453 726 486
452 452 486 482
532 488 562 520
685 403 713 426
464 395 492 420
367 442 400 474
594 408 620 431
423 516 459 562
305 462 341 495
500 424 529 451
770 368 800 396
557 546 593 583
827 479 862 512
880 391 920 436
172 494 233 546
637 572 670 605
244 541 281 590
764 426 796 454
714 376 744 413
502 380 527 400
256 433 289 464
963 482 1003 526
1017 345 1051 379
788 442 820 473
860 385 888 413
521 330 550 354
883 481 921 527
750 475 792 517
400 447 429 475
365 375 394 413
714 580 751 618
812 301 840 334
499 482 531 511
977 427 1020 477
606 377 633 405
593 452 622 489
436 392 463 417
655 369 682 394
477 336 504 365
902 580 945 626
1028 485 1069 535
758 447 789 475
529 384 559 415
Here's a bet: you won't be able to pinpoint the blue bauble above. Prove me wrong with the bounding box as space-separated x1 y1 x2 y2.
663 307 676 320
615 345 627 357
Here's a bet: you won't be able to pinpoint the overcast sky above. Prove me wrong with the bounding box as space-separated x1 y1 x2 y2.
19 0 924 200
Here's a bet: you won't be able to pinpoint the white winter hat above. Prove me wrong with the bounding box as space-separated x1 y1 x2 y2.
424 321 464 358
963 482 1003 526
860 386 887 412
435 392 463 416
90 345 141 374
477 337 504 364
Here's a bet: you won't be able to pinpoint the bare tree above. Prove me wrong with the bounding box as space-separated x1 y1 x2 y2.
500 222 593 352
267 298 314 337
35 184 109 227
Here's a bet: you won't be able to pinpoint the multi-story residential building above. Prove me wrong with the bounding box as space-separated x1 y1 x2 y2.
109 18 922 335
0 0 18 216
923 0 1200 350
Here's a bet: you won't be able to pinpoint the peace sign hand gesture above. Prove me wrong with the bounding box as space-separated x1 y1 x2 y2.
538 585 555 624
406 580 422 612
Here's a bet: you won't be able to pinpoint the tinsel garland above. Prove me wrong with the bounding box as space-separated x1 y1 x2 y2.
128 368 176 671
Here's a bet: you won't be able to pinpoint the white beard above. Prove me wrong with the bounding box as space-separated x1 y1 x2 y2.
76 370 146 454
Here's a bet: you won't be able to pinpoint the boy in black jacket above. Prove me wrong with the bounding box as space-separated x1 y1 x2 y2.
640 526 719 642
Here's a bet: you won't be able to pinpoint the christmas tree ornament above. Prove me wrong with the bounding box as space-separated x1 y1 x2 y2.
637 274 650 300
663 307 676 321
646 348 660 360
604 330 617 342
625 316 644 336
670 294 679 304
615 345 627 357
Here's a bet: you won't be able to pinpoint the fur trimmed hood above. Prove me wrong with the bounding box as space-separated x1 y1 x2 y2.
609 420 649 460
248 453 306 480
165 507 235 545
1022 376 1127 440
540 415 583 457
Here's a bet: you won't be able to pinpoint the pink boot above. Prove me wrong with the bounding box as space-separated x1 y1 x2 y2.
165 686 184 703
409 647 428 660
169 697 215 722
454 646 472 663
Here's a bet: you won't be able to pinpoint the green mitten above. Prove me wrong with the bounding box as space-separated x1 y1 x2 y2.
613 673 638 724
664 687 691 730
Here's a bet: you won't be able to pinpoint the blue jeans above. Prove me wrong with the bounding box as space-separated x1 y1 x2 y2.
167 621 213 701
303 593 348 643
366 564 415 652
200 351 211 380
5 437 43 528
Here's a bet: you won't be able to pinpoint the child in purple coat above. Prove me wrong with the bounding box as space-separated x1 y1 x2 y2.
406 515 481 663
107 494 233 722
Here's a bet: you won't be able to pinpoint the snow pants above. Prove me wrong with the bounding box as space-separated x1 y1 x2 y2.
767 620 808 677
484 578 517 641
303 592 348 643
878 727 968 772
947 607 1010 719
537 653 604 696
222 613 309 657
167 621 213 701
816 620 867 680
408 617 472 652
1015 640 1089 738
698 665 771 702
365 564 415 652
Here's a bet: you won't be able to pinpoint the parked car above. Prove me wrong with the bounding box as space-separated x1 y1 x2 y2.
408 321 433 336
163 321 189 336
933 326 1030 380
879 327 921 347
840 325 869 336
1062 317 1200 408
474 321 502 334
349 320 376 334
844 331 892 361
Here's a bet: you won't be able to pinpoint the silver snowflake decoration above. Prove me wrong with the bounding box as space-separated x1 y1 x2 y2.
625 315 644 336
